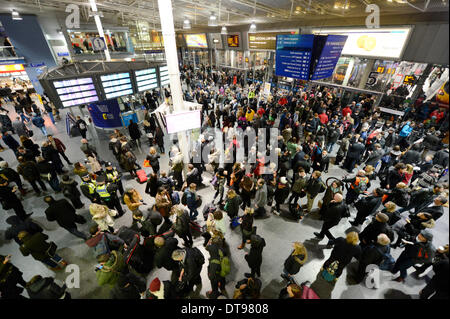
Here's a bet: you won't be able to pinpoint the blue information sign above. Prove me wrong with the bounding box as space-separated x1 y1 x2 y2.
275 34 314 80
87 99 123 128
311 35 347 81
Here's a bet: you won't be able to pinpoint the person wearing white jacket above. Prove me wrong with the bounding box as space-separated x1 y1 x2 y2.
89 203 117 233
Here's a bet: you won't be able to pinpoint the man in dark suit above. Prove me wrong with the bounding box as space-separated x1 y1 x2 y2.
343 138 365 172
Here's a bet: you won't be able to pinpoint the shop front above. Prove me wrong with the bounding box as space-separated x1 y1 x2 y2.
0 60 36 95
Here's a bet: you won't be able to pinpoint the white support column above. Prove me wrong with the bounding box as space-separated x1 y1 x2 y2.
158 0 189 171
89 0 111 61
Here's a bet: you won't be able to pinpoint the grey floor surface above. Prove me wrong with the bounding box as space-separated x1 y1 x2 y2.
0 96 448 299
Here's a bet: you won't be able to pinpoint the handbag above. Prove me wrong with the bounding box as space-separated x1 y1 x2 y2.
46 242 58 257
143 160 151 168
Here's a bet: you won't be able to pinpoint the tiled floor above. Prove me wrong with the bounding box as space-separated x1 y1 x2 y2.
0 98 448 299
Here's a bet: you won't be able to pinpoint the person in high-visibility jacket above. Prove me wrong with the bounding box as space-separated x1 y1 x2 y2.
104 162 124 196
80 174 100 203
342 170 371 205
95 174 125 217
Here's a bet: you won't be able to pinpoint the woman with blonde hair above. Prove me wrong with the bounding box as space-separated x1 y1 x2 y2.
281 242 308 281
320 231 361 282
89 203 117 233
146 146 160 174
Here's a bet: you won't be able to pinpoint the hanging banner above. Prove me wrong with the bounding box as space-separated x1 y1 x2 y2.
87 99 123 128
311 34 348 80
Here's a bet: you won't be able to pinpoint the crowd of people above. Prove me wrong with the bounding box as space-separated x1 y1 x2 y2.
0 63 449 300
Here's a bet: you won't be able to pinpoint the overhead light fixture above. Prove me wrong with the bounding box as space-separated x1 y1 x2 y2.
221 25 228 34
11 9 22 20
183 19 191 29
208 14 218 26
249 22 256 32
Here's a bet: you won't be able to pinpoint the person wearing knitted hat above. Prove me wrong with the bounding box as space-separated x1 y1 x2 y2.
145 277 177 299
359 212 393 248
392 229 435 283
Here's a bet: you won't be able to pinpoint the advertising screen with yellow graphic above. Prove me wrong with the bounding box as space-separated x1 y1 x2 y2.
312 28 411 59
185 34 208 48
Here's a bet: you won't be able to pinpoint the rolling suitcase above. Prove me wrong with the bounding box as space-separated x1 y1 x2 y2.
136 169 148 183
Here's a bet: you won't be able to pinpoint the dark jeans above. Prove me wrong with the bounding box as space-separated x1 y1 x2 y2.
188 207 198 220
29 179 47 193
173 171 183 190
80 129 87 139
9 201 28 220
68 196 84 209
344 156 358 172
104 197 125 216
345 189 359 205
392 252 416 279
48 177 61 192
288 192 302 205
59 151 71 164
180 231 193 246
318 221 337 240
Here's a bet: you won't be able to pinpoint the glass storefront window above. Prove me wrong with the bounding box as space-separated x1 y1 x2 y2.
68 31 127 54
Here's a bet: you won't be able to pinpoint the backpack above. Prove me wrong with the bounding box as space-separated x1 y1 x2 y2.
181 191 187 205
22 163 36 179
381 154 391 164
171 191 180 205
353 177 368 194
191 247 205 267
415 245 434 263
211 249 230 278
374 245 395 271
322 260 339 282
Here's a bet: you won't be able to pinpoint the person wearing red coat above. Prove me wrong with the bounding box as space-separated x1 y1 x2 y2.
47 135 72 165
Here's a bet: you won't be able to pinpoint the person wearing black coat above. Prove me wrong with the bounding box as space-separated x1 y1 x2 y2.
43 196 88 240
206 243 227 299
314 194 348 244
364 144 384 167
350 188 384 226
0 162 26 195
296 156 311 174
401 146 422 165
0 255 27 299
0 178 30 220
110 271 147 299
321 232 362 279
244 234 266 278
432 148 449 168
418 195 447 221
353 233 391 283
282 242 307 281
4 216 43 245
359 212 393 248
420 256 449 299
41 142 64 174
154 236 180 272
145 173 159 198
128 120 142 148
172 247 205 296
36 157 61 192
60 175 84 209
25 275 70 299
343 138 365 172
386 163 406 190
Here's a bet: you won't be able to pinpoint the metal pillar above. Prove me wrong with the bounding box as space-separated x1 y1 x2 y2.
89 0 111 61
358 59 375 89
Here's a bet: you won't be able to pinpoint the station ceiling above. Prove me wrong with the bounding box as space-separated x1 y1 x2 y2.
0 0 448 29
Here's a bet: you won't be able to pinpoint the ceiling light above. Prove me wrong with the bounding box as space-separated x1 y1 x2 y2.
183 19 191 29
221 25 228 35
249 22 256 32
208 14 218 26
11 9 22 20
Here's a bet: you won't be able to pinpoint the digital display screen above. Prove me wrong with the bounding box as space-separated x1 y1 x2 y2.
53 77 99 107
159 65 170 87
100 72 134 100
312 27 411 59
184 34 208 48
136 68 158 92
227 35 239 47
